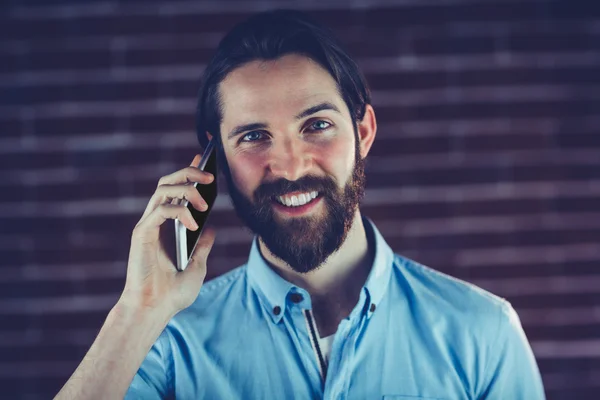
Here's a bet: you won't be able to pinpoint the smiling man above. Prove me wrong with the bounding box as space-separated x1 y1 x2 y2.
57 9 546 400
220 54 370 276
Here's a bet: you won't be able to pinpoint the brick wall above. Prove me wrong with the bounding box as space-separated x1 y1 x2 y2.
1 0 599 398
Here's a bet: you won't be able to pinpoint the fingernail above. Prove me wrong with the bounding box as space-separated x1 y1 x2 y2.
192 221 199 230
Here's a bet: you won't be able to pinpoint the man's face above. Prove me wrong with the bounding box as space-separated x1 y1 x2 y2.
217 54 366 273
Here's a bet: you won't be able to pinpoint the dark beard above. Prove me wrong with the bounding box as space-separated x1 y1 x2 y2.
219 143 366 273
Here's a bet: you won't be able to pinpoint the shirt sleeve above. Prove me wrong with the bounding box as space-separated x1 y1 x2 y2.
479 302 546 400
125 330 172 399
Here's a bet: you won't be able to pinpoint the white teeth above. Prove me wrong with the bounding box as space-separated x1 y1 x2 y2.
276 191 319 207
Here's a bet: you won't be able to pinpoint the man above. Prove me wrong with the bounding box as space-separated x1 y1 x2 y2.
57 10 546 399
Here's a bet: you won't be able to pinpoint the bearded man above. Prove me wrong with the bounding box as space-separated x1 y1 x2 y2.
57 10 545 400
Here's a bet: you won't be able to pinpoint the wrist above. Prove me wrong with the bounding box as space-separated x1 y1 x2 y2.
113 294 175 328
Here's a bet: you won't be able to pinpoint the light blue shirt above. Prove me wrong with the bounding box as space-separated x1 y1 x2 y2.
126 217 546 399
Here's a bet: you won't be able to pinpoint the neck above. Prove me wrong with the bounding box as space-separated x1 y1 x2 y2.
257 210 374 302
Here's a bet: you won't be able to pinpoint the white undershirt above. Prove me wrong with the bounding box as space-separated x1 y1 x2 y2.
316 333 335 364
304 309 336 369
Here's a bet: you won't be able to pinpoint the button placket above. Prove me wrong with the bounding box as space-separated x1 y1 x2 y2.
285 304 324 398
325 310 368 400
323 319 349 400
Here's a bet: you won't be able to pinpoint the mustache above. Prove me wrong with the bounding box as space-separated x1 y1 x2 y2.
253 175 338 202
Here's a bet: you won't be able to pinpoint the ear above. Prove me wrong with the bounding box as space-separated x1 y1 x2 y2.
356 104 377 159
206 132 214 141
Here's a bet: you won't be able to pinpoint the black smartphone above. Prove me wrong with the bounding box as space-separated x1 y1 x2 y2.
175 138 218 271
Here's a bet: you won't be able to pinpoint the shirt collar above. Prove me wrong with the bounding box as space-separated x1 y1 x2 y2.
361 216 395 317
247 216 395 323
247 235 296 324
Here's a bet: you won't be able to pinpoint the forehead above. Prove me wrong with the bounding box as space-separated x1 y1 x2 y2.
218 54 345 127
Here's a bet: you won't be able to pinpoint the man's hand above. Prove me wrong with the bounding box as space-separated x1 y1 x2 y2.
120 153 217 318
55 154 216 400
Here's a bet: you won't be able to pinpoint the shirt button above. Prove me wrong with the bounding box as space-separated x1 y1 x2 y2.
370 303 376 312
289 293 303 303
273 306 281 315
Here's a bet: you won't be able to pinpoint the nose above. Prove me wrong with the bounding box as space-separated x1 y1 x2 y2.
267 136 312 181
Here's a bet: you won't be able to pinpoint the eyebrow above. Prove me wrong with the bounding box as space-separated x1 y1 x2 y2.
227 101 341 140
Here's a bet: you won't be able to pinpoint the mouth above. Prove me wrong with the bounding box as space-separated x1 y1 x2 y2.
272 191 319 207
270 191 322 215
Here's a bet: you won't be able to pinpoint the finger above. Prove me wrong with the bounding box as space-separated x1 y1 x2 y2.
148 166 213 215
173 154 201 207
182 227 216 276
142 183 208 221
141 154 213 219
170 155 200 206
190 154 200 168
134 204 198 243
157 163 214 188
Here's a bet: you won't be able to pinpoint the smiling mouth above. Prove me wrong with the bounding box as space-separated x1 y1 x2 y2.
272 191 320 207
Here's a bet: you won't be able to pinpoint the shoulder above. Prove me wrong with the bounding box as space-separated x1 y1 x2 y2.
389 255 531 385
195 264 248 310
391 254 514 334
198 265 247 302
168 264 248 330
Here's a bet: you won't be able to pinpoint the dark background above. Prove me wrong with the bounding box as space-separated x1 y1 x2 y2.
1 0 599 398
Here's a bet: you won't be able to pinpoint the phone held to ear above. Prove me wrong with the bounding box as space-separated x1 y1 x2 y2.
175 138 218 271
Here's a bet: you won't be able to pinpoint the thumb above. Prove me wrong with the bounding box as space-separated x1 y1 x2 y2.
183 227 216 277
190 154 200 168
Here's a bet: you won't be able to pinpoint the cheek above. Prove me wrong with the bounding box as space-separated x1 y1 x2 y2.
227 153 264 194
316 135 355 177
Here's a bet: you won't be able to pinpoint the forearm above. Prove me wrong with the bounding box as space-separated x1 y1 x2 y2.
55 300 172 400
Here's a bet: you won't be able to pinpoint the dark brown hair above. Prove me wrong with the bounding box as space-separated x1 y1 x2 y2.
195 9 371 148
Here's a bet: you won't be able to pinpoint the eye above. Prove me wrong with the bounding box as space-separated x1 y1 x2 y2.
307 120 332 132
240 131 265 143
